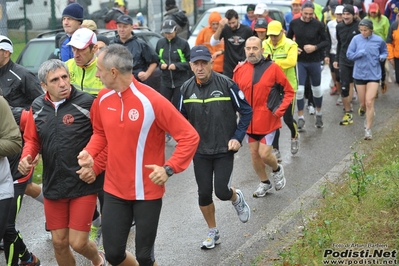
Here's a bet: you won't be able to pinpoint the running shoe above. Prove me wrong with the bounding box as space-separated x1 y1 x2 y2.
358 107 365 116
298 118 305 132
201 228 221 249
330 86 338 95
232 189 250 223
253 182 273 198
340 113 353 125
19 253 41 266
308 104 315 115
364 129 372 140
273 164 286 191
291 137 299 155
97 250 107 266
315 115 323 128
272 149 282 162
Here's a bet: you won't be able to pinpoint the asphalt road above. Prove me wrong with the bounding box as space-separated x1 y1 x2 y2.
1 67 398 266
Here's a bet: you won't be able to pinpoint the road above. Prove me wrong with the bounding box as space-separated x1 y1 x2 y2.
1 67 398 265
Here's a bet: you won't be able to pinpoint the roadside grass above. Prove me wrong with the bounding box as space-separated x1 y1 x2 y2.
32 158 43 184
268 120 399 265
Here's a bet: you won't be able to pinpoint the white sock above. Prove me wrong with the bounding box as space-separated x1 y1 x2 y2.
34 190 44 204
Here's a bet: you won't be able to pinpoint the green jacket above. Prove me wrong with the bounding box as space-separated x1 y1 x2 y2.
365 15 390 40
263 35 298 92
66 57 104 96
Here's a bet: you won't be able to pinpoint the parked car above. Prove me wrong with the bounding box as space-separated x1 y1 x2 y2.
15 28 162 90
188 4 288 48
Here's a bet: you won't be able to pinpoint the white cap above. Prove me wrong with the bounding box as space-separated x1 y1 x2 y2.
67 28 97 49
335 5 344 14
0 35 13 53
254 3 268 15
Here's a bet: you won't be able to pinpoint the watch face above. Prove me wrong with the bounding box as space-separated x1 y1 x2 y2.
164 166 174 176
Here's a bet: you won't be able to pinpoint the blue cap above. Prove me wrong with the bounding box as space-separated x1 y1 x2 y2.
190 45 212 62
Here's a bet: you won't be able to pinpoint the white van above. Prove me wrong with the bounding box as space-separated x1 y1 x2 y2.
6 0 67 30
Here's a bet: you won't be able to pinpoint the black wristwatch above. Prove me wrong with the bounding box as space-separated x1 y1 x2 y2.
163 165 174 177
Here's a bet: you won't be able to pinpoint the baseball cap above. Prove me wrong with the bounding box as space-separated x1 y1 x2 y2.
343 4 355 15
115 0 125 6
335 5 344 14
82 20 97 31
116 15 133 25
291 0 301 4
0 35 13 53
161 19 177 33
247 4 256 12
267 20 283 35
67 28 97 49
254 3 268 15
254 18 268 32
369 2 379 12
190 45 212 62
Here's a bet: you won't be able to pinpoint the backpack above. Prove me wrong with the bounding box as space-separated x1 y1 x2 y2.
171 10 188 28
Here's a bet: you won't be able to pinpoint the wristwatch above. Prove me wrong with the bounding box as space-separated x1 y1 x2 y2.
163 165 174 177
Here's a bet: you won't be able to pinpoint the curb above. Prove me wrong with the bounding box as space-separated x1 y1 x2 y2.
218 154 353 266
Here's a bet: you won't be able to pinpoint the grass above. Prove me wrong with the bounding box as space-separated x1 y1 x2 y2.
261 117 399 265
32 158 43 184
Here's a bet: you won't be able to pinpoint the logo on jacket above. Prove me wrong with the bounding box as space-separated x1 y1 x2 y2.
189 93 197 99
128 109 139 121
211 90 224 97
63 114 74 125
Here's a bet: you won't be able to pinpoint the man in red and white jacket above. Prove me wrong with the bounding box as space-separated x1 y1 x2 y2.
78 44 199 266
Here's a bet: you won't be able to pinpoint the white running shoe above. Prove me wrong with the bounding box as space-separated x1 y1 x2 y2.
273 164 286 191
201 228 221 249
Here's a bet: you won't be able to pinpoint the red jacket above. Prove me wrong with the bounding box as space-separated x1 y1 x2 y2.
85 77 199 200
233 58 294 135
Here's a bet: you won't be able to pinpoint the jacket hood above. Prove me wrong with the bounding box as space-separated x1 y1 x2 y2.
208 11 222 26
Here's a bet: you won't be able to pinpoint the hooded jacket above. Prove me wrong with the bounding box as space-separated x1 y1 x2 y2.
195 11 224 73
233 58 294 135
164 7 190 39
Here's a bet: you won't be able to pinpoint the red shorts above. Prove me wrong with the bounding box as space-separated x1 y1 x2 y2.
44 194 97 232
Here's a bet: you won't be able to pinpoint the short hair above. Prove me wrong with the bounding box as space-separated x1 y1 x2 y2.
246 36 262 47
225 9 238 20
99 44 133 75
38 59 68 84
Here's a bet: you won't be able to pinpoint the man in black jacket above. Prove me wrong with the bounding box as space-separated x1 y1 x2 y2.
19 59 106 266
163 0 190 39
114 15 159 86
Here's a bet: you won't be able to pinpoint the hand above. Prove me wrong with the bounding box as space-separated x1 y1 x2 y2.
212 51 221 60
168 64 176 71
228 139 241 151
303 44 316 53
137 71 149 81
324 57 330 65
77 150 94 168
161 63 168 70
76 167 96 184
32 154 40 167
389 58 395 66
145 164 169 186
297 47 303 55
18 154 33 175
219 18 228 27
333 61 339 69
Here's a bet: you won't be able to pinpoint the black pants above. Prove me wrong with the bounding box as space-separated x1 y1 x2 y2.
272 101 297 150
193 153 234 206
159 84 182 110
102 192 162 266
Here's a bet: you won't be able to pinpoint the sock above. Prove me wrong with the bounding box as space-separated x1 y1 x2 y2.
316 111 322 116
92 216 101 227
34 190 44 204
262 180 271 184
298 115 304 119
273 166 281 173
233 191 240 204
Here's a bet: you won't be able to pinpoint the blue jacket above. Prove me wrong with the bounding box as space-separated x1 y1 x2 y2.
241 14 253 27
347 33 388 80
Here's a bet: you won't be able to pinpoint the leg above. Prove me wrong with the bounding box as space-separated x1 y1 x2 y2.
308 61 322 112
102 192 138 266
394 58 399 84
51 228 76 266
193 156 216 229
296 62 307 116
171 85 183 110
365 82 379 130
24 182 43 203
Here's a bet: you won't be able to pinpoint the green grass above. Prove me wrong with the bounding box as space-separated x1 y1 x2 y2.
32 158 43 184
263 118 399 265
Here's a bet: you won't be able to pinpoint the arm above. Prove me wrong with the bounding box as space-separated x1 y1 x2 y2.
315 23 330 51
273 65 295 118
276 42 298 70
0 97 22 157
346 38 365 61
211 18 227 46
380 39 388 60
228 84 252 143
173 41 191 71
